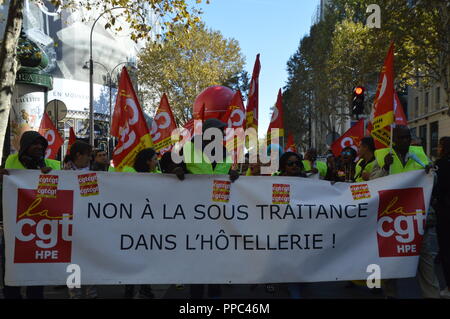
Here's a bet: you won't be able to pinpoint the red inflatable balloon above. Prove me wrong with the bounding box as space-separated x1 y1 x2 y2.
193 85 235 120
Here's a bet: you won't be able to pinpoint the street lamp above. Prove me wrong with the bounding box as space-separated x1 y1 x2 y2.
88 6 139 147
84 60 130 154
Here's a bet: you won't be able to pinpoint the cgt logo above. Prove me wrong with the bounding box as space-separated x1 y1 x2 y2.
377 188 426 257
14 189 74 263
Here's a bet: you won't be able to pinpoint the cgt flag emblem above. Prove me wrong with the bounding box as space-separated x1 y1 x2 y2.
14 189 74 263
377 188 426 257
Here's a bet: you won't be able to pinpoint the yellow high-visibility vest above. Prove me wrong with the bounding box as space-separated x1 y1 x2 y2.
5 154 61 170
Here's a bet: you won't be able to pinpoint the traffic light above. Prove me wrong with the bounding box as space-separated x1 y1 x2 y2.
352 86 365 116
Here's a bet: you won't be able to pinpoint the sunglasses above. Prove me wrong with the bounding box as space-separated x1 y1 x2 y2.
342 151 353 156
286 161 301 167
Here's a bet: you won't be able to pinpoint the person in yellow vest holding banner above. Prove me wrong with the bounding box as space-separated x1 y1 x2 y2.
302 148 328 179
181 118 239 181
180 118 239 299
4 131 60 172
121 147 160 298
354 137 376 182
0 131 60 299
371 125 440 298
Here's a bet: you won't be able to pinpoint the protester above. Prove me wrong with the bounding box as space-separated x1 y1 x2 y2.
273 151 306 298
329 146 357 182
302 148 327 178
274 152 306 177
63 141 98 299
433 136 450 299
121 147 160 298
181 118 239 299
90 148 110 171
122 148 160 173
371 125 440 298
354 137 376 182
159 151 186 178
0 131 60 299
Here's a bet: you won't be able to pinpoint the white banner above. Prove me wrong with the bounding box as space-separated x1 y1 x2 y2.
2 170 433 286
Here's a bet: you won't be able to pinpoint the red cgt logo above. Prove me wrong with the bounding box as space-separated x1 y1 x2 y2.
14 189 74 263
377 188 426 257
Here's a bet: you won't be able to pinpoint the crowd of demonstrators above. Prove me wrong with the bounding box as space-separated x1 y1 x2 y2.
1 127 450 299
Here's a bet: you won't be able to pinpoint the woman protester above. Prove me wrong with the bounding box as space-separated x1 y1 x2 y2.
63 141 98 299
121 147 159 298
273 151 306 298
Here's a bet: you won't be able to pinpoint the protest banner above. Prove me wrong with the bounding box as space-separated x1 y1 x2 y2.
3 170 432 285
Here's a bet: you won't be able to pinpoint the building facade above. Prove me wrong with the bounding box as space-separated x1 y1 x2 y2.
407 73 450 159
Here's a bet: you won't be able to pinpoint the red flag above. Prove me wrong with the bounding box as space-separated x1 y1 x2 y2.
371 42 395 132
245 54 261 132
222 90 246 163
66 127 76 156
369 91 408 149
393 92 407 126
331 119 365 157
38 112 63 159
285 132 297 153
150 93 178 155
267 89 284 142
110 67 153 171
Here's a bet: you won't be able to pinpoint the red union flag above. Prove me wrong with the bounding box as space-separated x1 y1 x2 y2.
38 112 63 159
369 91 408 149
377 188 426 257
14 189 74 263
111 67 153 171
371 42 395 132
222 90 246 163
285 132 297 153
245 54 261 132
267 89 284 137
330 119 365 157
150 93 178 155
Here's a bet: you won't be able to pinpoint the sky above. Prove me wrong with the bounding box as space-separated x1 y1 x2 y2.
198 0 320 136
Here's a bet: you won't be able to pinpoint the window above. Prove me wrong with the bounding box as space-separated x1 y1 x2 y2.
430 121 439 159
419 125 427 155
424 92 429 113
436 87 440 105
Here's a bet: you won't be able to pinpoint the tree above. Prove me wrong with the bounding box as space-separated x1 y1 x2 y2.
137 22 246 123
0 0 206 163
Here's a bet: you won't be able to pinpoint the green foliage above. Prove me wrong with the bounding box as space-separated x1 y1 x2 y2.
137 22 246 123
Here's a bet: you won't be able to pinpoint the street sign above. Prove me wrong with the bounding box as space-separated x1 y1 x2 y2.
45 99 67 122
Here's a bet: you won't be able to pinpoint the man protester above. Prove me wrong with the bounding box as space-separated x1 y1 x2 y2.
178 118 239 299
0 130 61 299
371 125 440 298
90 148 110 171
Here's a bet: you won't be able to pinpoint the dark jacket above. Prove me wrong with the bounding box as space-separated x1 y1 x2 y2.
434 157 450 211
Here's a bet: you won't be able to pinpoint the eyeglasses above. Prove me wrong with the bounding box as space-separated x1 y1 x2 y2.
342 151 353 156
286 161 301 167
